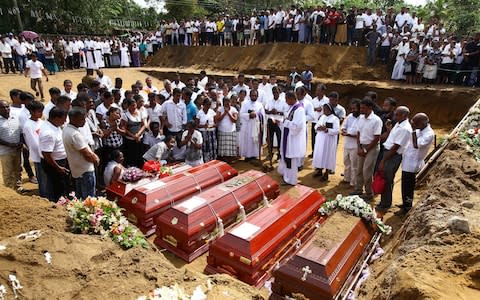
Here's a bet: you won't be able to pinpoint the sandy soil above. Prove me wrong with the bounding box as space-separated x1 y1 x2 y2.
148 44 385 81
360 141 480 300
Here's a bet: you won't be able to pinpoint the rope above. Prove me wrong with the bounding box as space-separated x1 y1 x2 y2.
205 201 224 237
252 178 270 207
212 166 225 183
230 190 246 221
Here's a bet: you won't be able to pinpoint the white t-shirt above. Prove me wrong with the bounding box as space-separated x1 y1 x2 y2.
147 103 162 123
23 119 44 163
383 119 412 155
26 60 44 79
311 95 329 122
355 15 364 29
39 121 67 161
196 108 216 130
355 112 383 145
61 90 78 100
63 124 94 178
217 106 238 132
43 101 55 120
95 103 110 119
363 14 374 28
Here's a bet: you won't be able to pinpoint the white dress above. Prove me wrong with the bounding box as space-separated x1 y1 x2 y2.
239 100 265 158
85 41 99 70
391 42 410 80
120 46 130 67
312 114 340 171
278 103 307 185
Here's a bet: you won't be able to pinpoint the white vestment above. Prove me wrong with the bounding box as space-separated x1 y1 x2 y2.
239 100 265 158
391 42 410 80
120 46 130 67
312 114 340 171
278 102 306 185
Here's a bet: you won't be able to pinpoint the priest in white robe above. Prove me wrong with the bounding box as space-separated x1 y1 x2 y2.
312 103 340 181
278 91 306 185
85 39 99 70
296 86 315 168
239 90 265 160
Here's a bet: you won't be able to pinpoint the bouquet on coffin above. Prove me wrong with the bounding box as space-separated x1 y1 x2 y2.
142 160 174 178
319 194 392 235
58 193 149 249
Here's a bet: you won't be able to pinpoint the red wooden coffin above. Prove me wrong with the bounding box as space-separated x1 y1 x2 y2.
271 212 375 300
118 160 237 236
106 178 153 202
154 170 280 262
205 185 326 287
105 163 192 202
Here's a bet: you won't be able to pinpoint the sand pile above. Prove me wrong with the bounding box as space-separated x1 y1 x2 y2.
148 44 385 81
312 211 359 250
0 190 265 299
360 140 480 300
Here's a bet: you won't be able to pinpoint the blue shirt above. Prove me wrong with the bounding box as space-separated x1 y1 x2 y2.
186 101 198 122
259 16 265 29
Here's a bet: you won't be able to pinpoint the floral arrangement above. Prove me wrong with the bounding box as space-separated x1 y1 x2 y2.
137 284 206 300
58 193 149 249
458 127 480 162
319 195 392 235
122 167 146 182
159 165 174 178
143 160 174 178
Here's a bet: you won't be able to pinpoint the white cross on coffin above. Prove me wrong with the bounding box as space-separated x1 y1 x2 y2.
301 265 312 281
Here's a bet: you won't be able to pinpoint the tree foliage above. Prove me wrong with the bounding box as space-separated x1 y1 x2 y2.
0 0 161 34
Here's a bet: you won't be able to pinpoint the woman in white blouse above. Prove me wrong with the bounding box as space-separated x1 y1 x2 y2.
196 98 217 162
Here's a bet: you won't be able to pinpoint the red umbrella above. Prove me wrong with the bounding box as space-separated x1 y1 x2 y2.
20 31 39 40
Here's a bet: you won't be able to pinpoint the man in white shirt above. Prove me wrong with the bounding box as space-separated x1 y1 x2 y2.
61 79 77 99
160 88 187 137
0 100 23 190
398 113 434 215
265 86 288 161
342 99 361 187
352 98 383 200
377 106 412 211
96 69 112 89
232 73 250 95
171 73 186 90
63 107 99 199
274 7 286 42
39 107 69 201
198 70 208 90
13 37 28 74
25 53 49 101
310 84 329 156
0 37 15 74
278 91 306 185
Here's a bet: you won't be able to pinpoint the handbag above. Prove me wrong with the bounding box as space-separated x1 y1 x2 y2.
372 171 386 195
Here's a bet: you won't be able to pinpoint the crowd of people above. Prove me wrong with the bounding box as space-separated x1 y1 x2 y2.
0 67 435 216
1 5 479 86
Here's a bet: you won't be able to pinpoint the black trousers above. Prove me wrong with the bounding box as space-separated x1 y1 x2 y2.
267 119 281 157
73 53 80 68
22 147 34 178
401 171 416 208
311 123 317 154
3 58 15 73
103 54 111 68
41 158 70 202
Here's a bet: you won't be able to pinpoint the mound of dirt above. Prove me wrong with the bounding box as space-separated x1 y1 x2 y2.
0 190 265 299
148 44 385 81
359 140 480 300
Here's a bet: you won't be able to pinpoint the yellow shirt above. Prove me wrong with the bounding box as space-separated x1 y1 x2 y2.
216 21 225 33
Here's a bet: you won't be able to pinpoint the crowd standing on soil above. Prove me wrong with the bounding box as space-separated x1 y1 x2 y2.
1 5 479 87
0 67 434 216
